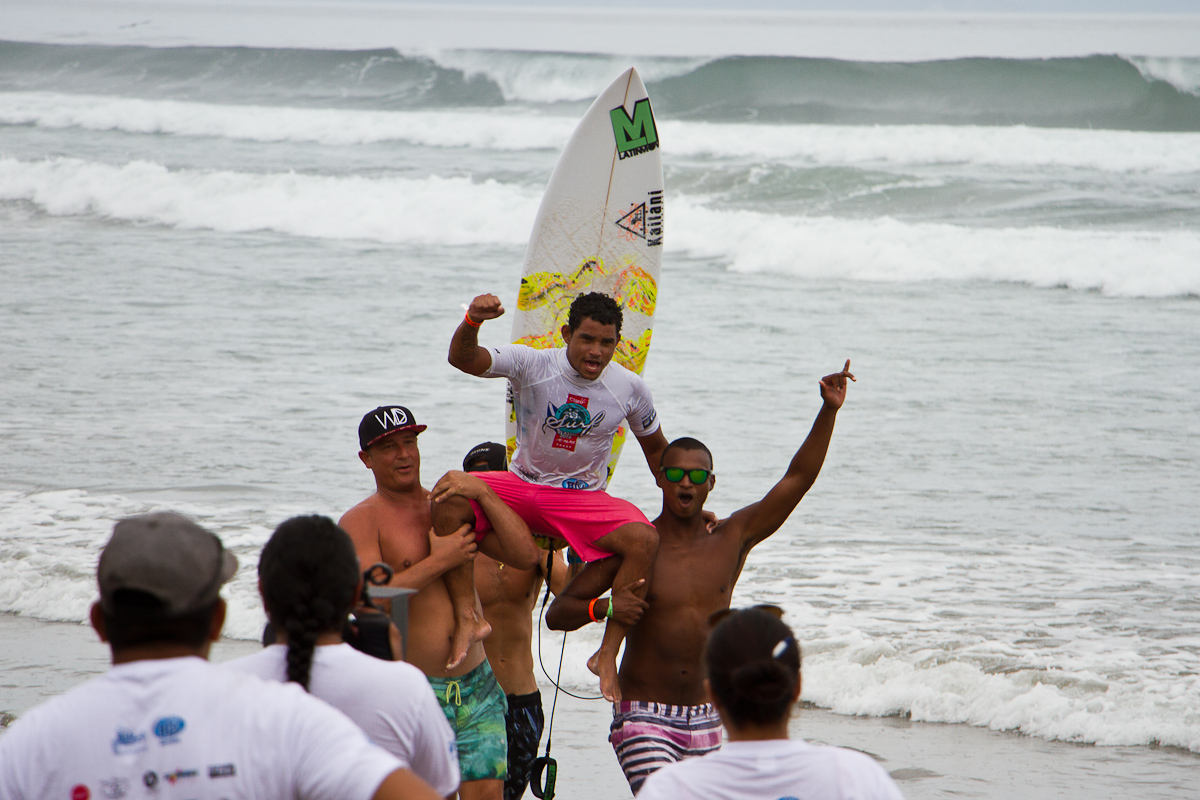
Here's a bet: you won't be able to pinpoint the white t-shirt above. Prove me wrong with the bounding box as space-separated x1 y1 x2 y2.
225 643 459 798
636 738 906 800
485 345 660 491
0 656 401 800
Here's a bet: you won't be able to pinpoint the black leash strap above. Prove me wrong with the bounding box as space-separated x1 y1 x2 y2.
531 555 561 799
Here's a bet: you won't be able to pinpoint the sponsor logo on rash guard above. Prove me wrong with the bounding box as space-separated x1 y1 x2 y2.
111 728 147 755
70 784 89 800
142 772 158 790
164 770 197 785
153 716 185 744
99 778 129 799
561 478 590 489
208 764 236 779
543 394 604 452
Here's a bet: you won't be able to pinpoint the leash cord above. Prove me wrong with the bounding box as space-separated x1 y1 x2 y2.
536 557 605 702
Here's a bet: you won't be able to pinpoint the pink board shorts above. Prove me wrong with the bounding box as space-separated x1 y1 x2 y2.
467 471 651 563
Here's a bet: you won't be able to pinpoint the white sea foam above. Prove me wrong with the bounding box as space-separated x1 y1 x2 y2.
671 198 1200 298
0 156 540 246
421 50 710 104
800 632 1200 752
1129 56 1200 97
665 121 1200 175
6 92 1198 175
0 490 290 641
0 92 577 150
3 155 1197 297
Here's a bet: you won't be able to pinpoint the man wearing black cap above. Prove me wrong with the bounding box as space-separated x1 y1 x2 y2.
341 410 538 800
464 443 574 800
0 511 440 800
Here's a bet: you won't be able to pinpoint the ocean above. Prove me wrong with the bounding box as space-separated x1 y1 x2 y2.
1 2 1199 796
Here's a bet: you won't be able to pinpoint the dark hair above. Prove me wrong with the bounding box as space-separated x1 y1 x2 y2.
660 437 713 469
705 608 801 727
102 589 217 651
567 292 623 338
259 515 361 691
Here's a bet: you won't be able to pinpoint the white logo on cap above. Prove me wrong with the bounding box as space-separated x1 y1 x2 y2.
376 408 409 429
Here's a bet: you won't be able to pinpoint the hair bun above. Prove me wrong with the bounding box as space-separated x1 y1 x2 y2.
730 660 795 706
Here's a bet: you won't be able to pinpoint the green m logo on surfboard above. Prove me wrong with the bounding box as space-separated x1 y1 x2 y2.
610 98 659 160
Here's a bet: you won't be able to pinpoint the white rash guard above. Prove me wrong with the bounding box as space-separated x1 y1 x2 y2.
0 656 402 800
225 643 460 798
636 738 906 800
484 345 660 491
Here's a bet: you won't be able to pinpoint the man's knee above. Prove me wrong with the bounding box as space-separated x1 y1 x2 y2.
609 522 658 560
431 495 475 534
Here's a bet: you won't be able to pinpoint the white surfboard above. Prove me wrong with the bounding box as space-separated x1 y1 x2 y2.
506 67 664 484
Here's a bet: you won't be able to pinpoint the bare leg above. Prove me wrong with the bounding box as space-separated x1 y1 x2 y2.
431 496 491 671
586 521 658 702
457 778 503 800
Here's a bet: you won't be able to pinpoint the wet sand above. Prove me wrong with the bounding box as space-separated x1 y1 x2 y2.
3 614 1197 799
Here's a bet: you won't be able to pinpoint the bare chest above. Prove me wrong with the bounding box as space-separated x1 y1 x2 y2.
375 504 433 571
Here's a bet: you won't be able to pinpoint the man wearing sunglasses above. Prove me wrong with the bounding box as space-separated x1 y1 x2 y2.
545 360 855 794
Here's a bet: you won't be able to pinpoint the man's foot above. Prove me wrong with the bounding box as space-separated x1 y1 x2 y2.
446 613 492 670
587 649 622 703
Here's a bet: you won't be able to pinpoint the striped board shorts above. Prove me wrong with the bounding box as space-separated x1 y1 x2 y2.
609 700 723 793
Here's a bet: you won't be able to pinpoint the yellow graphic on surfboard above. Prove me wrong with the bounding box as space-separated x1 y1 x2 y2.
516 255 657 372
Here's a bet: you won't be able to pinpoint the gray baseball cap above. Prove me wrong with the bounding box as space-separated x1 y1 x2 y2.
98 512 238 615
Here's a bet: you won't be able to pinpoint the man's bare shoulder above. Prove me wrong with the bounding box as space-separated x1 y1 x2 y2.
339 494 384 531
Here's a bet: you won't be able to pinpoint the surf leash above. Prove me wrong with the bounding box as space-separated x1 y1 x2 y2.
536 550 603 701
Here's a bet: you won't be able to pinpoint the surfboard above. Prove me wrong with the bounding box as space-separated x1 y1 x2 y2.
505 67 663 484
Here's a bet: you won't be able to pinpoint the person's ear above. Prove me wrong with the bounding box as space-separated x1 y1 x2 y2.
209 599 227 643
358 450 371 469
560 324 572 344
90 601 108 643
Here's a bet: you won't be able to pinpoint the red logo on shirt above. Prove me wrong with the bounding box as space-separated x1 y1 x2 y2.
71 785 89 800
546 394 595 452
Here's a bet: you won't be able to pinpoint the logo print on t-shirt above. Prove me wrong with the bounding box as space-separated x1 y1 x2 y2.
153 716 185 744
99 778 128 799
70 784 89 800
542 394 605 452
111 728 147 755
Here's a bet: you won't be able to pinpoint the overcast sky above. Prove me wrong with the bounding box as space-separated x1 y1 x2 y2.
413 0 1200 11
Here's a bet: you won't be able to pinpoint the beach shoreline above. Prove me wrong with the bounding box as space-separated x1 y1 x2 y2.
4 613 1196 799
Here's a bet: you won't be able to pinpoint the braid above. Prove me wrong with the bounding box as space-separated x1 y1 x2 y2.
259 516 361 692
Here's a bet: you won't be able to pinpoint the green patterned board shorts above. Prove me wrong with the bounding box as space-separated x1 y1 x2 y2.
428 660 509 782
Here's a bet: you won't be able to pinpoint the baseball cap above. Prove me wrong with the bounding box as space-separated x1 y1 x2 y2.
463 442 507 472
98 512 238 616
359 406 428 450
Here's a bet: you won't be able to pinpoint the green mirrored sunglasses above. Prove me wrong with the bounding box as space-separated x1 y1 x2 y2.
662 467 714 484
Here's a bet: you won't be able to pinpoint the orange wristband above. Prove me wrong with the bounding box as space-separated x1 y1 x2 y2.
588 597 601 623
463 312 482 328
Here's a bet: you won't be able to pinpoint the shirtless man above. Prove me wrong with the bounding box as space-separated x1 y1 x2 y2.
545 362 855 793
339 407 538 800
464 442 573 800
436 292 667 702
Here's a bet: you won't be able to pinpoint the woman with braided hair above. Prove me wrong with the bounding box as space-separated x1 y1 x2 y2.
227 515 460 799
636 607 905 800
